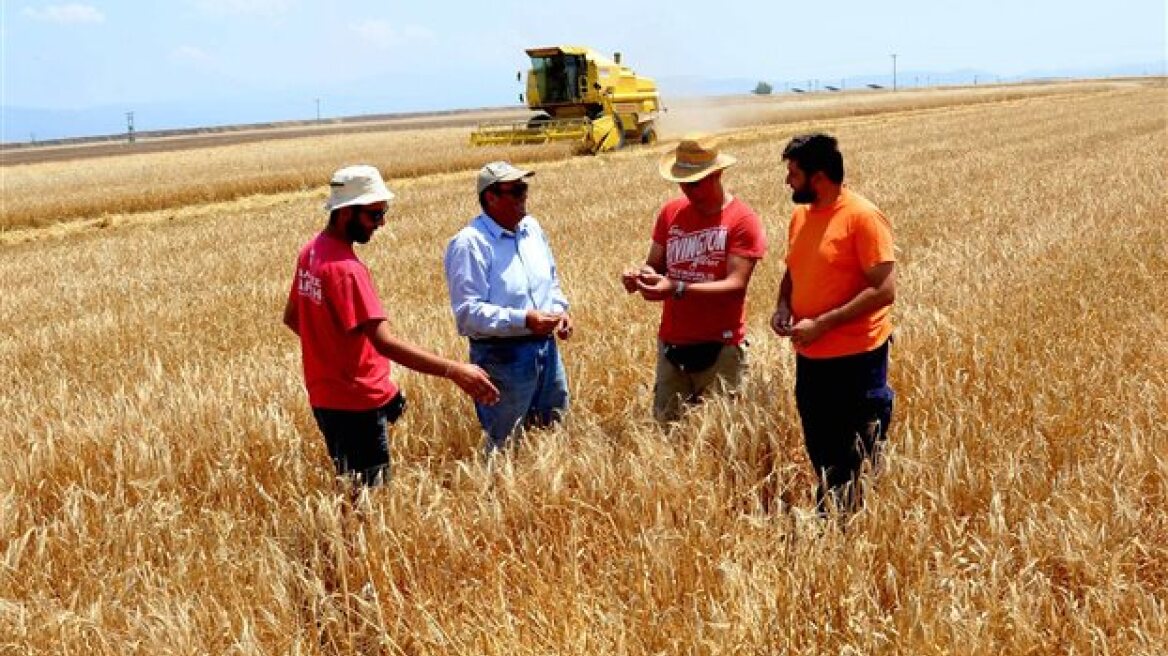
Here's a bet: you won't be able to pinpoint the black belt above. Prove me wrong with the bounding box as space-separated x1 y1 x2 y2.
470 334 552 345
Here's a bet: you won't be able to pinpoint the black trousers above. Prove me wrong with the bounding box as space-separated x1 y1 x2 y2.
795 340 893 511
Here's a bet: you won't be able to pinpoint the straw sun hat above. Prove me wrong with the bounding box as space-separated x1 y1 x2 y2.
658 134 737 183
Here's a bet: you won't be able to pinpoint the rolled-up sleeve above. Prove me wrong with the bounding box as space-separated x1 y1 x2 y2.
444 231 527 336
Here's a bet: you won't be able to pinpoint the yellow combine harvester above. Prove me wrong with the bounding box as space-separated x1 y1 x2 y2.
470 46 661 154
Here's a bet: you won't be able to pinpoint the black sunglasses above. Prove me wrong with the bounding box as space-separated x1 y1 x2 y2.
359 207 387 222
493 182 528 198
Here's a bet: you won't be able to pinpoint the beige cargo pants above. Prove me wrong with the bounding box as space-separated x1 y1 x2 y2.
652 340 748 423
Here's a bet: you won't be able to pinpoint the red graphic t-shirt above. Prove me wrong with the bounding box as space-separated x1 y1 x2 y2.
288 232 398 411
651 196 767 345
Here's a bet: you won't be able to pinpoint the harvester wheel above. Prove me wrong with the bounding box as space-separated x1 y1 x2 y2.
526 113 552 129
641 125 658 145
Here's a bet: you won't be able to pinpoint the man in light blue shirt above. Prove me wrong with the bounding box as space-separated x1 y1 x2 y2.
444 161 572 450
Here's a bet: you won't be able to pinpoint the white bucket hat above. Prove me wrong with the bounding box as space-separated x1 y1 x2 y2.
324 165 395 211
476 161 535 195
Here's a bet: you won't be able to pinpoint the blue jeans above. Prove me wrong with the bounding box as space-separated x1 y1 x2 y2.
469 337 569 450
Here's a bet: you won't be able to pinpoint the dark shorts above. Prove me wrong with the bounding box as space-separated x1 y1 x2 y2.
311 392 406 486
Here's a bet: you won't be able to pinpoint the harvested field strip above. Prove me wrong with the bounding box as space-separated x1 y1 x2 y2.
1 82 1144 234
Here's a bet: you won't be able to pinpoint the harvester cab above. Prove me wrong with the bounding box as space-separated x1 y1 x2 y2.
470 46 661 154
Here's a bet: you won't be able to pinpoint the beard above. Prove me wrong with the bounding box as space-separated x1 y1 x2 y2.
346 219 372 244
791 185 817 204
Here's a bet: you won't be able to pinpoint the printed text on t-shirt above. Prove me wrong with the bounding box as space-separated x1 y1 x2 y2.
666 226 728 280
297 269 322 304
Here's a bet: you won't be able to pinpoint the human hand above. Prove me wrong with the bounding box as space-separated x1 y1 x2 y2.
790 317 828 347
448 362 500 405
555 313 574 340
621 265 656 294
770 304 793 337
620 268 641 293
525 309 563 335
635 271 675 302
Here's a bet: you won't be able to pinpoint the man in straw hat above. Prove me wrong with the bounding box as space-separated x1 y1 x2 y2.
444 161 573 451
284 164 499 486
621 135 767 423
772 133 896 514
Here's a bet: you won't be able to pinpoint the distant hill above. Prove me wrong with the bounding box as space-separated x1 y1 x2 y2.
3 60 1163 144
659 60 1165 97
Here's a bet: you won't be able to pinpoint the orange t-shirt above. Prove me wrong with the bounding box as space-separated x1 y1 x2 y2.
786 188 894 359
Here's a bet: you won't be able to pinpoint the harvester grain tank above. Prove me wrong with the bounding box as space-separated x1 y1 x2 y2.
470 46 661 153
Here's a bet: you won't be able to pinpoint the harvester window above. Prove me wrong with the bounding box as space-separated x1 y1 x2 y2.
531 55 583 104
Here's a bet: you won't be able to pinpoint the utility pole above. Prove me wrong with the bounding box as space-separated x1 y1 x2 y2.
891 53 898 91
315 98 321 122
126 111 136 144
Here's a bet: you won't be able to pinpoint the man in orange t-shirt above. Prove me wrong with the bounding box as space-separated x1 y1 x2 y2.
771 134 896 513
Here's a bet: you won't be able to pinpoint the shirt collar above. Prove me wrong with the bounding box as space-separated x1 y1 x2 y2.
475 213 529 239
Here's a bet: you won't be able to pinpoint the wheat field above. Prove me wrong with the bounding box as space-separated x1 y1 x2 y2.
1 80 1165 655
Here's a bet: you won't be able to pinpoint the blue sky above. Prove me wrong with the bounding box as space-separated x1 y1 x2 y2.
2 0 1165 140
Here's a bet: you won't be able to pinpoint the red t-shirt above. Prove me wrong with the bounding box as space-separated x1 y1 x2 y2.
651 196 767 344
288 232 398 410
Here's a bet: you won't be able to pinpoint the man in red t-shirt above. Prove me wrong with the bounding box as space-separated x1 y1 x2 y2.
621 135 767 422
284 165 498 486
771 134 896 514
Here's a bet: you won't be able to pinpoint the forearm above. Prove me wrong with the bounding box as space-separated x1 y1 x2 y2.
447 274 528 336
372 327 453 378
645 243 666 275
680 277 748 298
549 283 570 314
677 255 755 299
816 286 894 330
453 301 528 336
776 271 792 309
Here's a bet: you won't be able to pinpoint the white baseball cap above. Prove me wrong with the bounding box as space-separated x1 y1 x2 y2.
476 161 534 195
324 165 395 211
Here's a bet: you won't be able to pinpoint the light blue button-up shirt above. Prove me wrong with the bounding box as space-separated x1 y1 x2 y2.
444 213 570 339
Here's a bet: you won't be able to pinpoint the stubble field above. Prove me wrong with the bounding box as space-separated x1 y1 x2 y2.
1 80 1165 654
